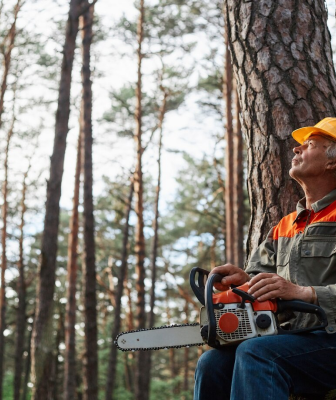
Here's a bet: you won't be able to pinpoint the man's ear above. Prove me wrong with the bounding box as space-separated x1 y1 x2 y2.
326 159 336 171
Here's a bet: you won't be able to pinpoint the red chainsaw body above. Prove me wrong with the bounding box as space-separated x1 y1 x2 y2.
212 283 278 313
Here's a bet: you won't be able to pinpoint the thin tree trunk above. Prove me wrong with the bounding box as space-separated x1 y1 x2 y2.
53 309 64 400
134 1 147 399
13 161 31 400
0 113 15 399
0 0 21 129
223 0 336 257
80 3 98 400
142 89 167 400
105 180 134 400
233 88 244 268
223 26 234 264
30 0 82 397
21 328 32 400
63 130 82 400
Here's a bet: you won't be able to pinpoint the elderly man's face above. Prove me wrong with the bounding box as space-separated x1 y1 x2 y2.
289 135 334 182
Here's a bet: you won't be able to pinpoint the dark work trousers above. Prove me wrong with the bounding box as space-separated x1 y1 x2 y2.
194 331 336 400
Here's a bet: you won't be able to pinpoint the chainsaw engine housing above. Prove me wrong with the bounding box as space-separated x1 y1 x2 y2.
200 304 277 345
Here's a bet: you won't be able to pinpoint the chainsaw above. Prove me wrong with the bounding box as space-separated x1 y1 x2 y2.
116 267 328 352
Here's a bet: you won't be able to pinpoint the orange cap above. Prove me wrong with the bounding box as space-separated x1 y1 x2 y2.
292 117 336 144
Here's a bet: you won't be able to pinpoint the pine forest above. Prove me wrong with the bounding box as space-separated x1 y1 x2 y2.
0 0 336 399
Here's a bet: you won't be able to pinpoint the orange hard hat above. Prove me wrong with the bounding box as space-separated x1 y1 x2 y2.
292 117 336 144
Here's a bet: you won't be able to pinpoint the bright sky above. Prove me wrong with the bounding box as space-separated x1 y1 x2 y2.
2 0 336 231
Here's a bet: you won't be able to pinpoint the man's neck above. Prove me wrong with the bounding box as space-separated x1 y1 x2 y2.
302 183 336 209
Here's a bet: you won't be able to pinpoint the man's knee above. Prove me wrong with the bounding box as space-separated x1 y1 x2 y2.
235 337 277 363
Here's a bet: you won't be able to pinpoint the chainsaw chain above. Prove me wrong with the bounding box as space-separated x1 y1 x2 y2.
115 323 204 352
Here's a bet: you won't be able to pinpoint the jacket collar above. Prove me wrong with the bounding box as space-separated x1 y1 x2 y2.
294 188 336 224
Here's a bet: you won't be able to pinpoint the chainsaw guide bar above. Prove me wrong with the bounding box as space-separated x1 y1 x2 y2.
115 323 204 352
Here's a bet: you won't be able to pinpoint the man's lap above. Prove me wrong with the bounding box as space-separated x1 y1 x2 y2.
194 331 336 400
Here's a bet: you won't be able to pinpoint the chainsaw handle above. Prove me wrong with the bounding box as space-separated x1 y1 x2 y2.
276 299 328 334
205 273 223 348
189 267 210 306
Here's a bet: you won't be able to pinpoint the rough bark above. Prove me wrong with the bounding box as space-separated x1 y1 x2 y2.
0 115 15 399
13 161 31 400
63 130 82 400
105 180 134 400
223 27 235 264
233 88 244 268
223 0 336 258
80 3 98 400
0 0 21 129
133 1 147 399
30 0 82 398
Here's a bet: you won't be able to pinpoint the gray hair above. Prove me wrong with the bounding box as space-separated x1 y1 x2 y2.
326 141 336 160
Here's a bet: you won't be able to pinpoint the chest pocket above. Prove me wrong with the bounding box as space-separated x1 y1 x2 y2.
300 223 336 285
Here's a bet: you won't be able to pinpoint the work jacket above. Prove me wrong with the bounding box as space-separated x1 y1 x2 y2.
246 188 336 334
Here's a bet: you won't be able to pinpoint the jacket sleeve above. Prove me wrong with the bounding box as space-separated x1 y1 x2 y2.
245 228 277 276
312 285 336 333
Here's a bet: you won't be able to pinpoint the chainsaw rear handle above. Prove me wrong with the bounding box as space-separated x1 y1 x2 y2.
276 299 328 334
189 267 210 306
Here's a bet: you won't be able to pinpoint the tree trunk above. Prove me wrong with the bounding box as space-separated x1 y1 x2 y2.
0 115 15 399
233 88 244 268
63 130 82 400
133 1 147 399
0 0 21 129
80 3 98 400
223 26 235 264
142 88 167 400
223 0 336 258
105 180 134 400
13 162 31 400
30 0 82 397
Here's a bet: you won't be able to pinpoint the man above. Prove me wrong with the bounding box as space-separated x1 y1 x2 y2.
194 117 336 400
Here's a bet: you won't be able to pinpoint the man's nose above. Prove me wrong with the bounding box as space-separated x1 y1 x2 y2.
293 145 302 154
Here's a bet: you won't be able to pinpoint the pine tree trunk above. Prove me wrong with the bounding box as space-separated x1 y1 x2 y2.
223 27 235 264
223 0 336 257
105 180 134 400
80 4 98 400
30 0 82 397
64 130 82 400
233 88 244 268
0 117 14 399
142 89 167 400
13 162 31 400
0 0 21 129
134 1 147 399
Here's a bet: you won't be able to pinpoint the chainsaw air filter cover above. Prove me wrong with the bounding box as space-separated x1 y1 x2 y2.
200 304 277 345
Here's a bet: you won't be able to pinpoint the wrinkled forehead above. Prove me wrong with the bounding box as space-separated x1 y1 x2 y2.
303 134 336 145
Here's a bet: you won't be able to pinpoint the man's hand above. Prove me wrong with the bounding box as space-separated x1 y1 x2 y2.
209 264 250 291
247 273 312 302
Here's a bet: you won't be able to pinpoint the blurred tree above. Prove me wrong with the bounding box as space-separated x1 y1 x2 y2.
80 2 98 399
63 130 82 400
30 0 84 397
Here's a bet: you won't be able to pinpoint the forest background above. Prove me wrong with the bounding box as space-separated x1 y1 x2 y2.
1 0 336 400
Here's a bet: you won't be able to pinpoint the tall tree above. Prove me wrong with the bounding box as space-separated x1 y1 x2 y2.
0 108 15 400
30 0 83 397
63 130 82 400
105 178 134 400
233 88 245 268
80 2 98 400
223 26 234 264
13 158 32 400
133 1 147 399
223 0 336 257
